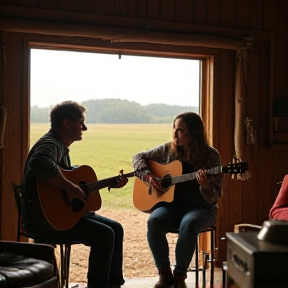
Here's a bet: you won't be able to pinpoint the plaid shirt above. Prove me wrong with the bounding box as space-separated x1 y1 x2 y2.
21 129 71 234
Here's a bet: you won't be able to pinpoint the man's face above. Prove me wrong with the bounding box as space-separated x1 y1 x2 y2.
68 116 87 142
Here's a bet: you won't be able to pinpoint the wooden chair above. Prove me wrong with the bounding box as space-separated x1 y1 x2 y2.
13 182 80 288
167 225 217 288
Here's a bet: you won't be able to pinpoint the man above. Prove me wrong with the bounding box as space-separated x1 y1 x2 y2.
21 101 128 288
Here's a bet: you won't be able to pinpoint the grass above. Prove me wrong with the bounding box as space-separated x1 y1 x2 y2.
30 123 172 210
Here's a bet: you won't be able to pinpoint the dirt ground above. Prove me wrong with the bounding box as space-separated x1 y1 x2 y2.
62 208 179 283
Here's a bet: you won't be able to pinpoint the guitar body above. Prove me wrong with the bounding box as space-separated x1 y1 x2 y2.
37 165 101 231
133 160 182 212
133 160 248 213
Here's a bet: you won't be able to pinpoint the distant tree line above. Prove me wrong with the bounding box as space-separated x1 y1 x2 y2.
31 98 198 123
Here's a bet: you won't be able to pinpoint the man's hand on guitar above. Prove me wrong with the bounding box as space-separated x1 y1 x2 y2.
70 184 89 201
111 169 129 189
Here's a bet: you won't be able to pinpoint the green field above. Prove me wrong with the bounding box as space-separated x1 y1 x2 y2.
30 123 172 210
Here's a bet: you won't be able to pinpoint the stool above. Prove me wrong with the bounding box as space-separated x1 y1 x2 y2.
167 225 216 288
35 239 80 288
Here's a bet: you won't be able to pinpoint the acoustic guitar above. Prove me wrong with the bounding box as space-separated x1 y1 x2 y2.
133 160 248 212
37 165 138 231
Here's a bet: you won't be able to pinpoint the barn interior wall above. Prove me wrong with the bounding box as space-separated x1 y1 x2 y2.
1 0 288 263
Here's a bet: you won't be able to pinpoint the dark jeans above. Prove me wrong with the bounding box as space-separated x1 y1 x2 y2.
147 203 216 275
26 212 125 288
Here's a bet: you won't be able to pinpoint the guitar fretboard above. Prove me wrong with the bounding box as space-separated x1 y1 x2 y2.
171 166 222 185
81 171 136 192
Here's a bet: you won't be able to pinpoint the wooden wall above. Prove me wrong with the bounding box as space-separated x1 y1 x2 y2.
1 0 288 263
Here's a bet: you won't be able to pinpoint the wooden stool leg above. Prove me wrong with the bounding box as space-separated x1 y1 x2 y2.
59 244 65 288
64 244 71 288
210 229 214 288
202 252 209 288
195 235 199 288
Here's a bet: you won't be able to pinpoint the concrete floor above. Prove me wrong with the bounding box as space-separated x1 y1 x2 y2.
69 267 223 288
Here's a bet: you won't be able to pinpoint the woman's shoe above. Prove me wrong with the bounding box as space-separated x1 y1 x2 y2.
173 271 187 288
154 267 174 288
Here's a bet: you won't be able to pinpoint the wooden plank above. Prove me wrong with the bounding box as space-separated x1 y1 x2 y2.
193 0 207 24
220 0 236 27
128 0 146 18
211 50 221 150
19 0 38 6
59 0 77 11
175 0 194 23
160 0 175 22
258 42 270 145
39 0 58 9
217 50 235 163
76 0 95 13
257 147 272 224
1 19 244 50
147 0 160 20
207 0 221 26
1 34 26 240
249 0 263 30
262 0 276 31
95 0 114 14
0 0 18 4
235 0 249 29
0 31 4 238
215 49 235 259
114 0 128 17
241 146 257 225
273 1 288 109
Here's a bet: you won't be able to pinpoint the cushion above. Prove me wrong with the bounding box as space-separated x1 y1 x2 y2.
0 252 54 288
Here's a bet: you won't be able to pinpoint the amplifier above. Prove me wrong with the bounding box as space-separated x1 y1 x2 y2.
226 231 288 288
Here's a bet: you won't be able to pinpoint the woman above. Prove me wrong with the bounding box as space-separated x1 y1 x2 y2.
132 112 223 288
269 174 288 221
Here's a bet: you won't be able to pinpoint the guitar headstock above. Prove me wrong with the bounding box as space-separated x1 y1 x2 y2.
222 162 249 175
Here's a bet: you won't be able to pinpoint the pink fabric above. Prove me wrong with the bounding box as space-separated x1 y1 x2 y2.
269 175 288 221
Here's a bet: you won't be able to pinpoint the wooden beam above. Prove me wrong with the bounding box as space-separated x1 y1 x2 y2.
0 18 245 50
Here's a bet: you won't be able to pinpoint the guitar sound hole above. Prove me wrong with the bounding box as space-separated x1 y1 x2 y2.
161 174 172 189
71 198 84 212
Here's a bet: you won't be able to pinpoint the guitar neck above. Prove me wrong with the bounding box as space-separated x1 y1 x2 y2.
83 171 136 192
171 166 222 185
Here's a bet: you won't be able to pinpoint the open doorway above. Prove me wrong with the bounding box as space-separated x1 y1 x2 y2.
29 48 204 281
29 48 201 209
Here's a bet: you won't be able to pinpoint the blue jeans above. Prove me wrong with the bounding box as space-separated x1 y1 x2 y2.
147 203 216 275
27 212 124 288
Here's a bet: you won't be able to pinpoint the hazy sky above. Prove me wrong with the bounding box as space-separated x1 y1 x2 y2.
30 48 200 108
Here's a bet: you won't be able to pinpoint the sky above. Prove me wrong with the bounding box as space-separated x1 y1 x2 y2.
30 48 200 108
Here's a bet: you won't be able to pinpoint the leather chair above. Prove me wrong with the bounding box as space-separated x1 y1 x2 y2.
0 240 58 288
13 182 80 288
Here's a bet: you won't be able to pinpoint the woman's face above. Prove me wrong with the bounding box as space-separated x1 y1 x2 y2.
173 117 190 149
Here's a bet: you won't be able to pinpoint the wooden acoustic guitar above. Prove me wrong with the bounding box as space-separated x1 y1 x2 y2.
37 165 138 231
133 160 248 212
